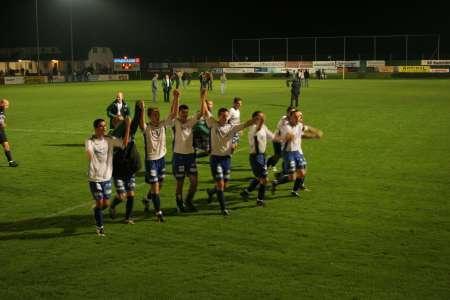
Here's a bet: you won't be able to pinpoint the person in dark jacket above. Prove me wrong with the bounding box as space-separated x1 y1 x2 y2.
106 92 130 129
108 101 142 224
289 74 301 107
162 74 172 102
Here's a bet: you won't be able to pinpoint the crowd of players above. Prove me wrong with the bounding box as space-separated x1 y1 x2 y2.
87 88 321 236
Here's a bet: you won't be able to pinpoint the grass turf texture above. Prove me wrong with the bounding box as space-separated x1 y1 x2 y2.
0 79 449 299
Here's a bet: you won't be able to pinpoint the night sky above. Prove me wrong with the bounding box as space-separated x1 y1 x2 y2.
1 0 449 61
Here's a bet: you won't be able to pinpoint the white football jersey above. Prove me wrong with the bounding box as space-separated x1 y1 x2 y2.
248 124 275 154
86 136 123 182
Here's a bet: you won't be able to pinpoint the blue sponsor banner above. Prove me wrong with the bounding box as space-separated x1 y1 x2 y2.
255 67 269 73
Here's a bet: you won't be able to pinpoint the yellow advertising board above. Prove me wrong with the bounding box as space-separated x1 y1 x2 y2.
398 66 430 73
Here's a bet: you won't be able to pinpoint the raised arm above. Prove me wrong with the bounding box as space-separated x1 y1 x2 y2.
123 117 131 147
169 89 180 119
200 88 209 118
138 100 146 130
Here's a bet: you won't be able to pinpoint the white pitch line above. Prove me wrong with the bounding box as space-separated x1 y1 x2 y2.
9 128 86 135
45 202 89 218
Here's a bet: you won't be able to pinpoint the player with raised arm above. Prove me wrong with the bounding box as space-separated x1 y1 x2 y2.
202 90 257 215
270 109 308 198
240 111 282 206
139 90 178 222
170 90 203 212
86 118 130 236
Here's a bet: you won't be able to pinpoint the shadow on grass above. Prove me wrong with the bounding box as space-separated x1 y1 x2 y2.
45 143 85 147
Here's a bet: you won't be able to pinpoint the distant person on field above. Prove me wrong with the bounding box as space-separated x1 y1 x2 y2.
162 74 172 102
304 69 310 87
228 97 243 153
220 73 227 95
0 99 18 167
289 74 301 107
152 73 159 102
106 92 130 129
86 118 130 236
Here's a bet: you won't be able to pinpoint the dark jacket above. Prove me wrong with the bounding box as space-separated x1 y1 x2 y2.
106 100 130 128
290 78 301 95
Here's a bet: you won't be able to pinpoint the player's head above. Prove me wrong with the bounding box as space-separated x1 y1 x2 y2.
218 107 229 125
252 111 265 125
206 99 213 112
147 107 160 124
286 106 296 114
116 92 124 102
288 109 303 125
0 99 9 109
153 73 158 79
178 104 189 121
93 118 107 136
233 97 242 109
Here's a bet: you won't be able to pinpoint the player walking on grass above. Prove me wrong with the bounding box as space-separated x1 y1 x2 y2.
86 118 130 236
170 90 204 213
228 97 242 153
139 90 178 222
240 111 282 207
203 90 257 215
270 109 307 198
108 102 142 224
0 99 18 167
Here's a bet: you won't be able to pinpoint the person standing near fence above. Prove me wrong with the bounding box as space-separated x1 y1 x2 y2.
151 74 158 102
220 73 227 95
162 74 172 103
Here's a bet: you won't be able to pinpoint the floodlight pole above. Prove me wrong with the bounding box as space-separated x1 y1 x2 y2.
286 38 289 62
373 36 377 60
437 34 440 60
35 0 40 74
70 0 74 73
343 36 346 80
231 39 234 62
314 37 317 61
258 39 261 62
405 35 408 66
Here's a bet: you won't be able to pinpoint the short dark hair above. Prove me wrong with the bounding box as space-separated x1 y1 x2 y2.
179 104 189 111
147 107 159 116
252 111 262 118
233 97 242 104
93 118 105 128
286 106 296 113
218 107 229 116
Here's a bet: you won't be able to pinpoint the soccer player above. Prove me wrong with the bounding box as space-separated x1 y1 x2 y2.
170 90 204 212
203 92 257 215
270 109 307 198
0 99 18 167
108 101 142 224
240 111 282 206
228 97 242 153
139 90 178 222
86 118 130 236
266 106 296 172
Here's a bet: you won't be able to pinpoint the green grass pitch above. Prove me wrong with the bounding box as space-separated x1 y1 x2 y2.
0 79 449 299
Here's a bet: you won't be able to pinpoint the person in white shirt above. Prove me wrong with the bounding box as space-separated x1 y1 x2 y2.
228 97 242 153
86 118 129 236
220 73 227 95
240 111 282 206
271 109 308 198
202 91 256 215
170 89 203 212
266 106 296 172
138 90 178 222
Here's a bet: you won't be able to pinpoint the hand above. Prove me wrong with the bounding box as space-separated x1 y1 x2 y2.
138 100 145 109
173 89 180 98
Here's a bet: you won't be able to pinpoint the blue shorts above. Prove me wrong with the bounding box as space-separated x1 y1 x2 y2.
114 175 136 193
145 158 166 184
250 153 268 179
172 153 197 180
283 151 307 174
210 155 231 181
89 180 112 201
